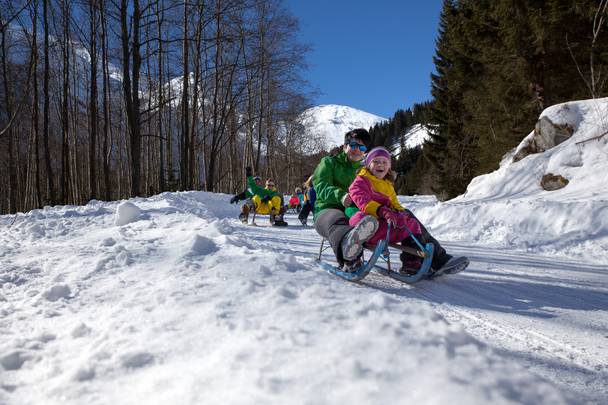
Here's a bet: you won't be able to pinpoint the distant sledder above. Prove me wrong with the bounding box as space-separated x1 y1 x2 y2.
312 128 469 283
238 166 288 227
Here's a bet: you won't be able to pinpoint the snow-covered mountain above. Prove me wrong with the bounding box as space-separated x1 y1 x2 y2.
388 123 432 156
298 104 387 151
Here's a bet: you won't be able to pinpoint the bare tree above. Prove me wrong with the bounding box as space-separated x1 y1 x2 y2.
120 0 143 197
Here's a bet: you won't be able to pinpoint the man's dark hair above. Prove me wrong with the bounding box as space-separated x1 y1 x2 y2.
344 128 371 147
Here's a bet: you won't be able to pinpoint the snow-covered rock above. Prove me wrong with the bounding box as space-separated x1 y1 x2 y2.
407 97 608 263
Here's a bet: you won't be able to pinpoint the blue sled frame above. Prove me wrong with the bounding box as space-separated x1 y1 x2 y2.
317 224 435 284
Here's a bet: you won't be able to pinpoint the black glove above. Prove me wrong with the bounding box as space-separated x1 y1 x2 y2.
261 195 271 203
230 195 239 204
245 166 253 177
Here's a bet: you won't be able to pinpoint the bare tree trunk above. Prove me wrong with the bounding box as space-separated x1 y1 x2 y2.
156 0 165 192
25 0 42 210
190 1 204 189
70 38 80 204
42 0 54 205
180 0 190 190
88 0 99 200
60 0 71 204
100 0 112 201
120 0 142 197
1 24 17 212
166 52 174 188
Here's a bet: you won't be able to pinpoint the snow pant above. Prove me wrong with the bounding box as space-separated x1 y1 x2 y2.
314 208 352 266
298 201 313 223
401 209 451 270
252 195 284 218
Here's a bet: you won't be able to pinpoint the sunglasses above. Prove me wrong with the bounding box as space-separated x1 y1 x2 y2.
347 142 367 152
266 183 275 187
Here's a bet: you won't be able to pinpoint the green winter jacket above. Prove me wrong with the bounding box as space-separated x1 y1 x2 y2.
247 176 279 199
312 151 363 218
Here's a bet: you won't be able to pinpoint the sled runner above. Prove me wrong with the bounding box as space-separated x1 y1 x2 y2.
239 203 288 227
318 238 388 282
248 209 288 227
318 224 436 284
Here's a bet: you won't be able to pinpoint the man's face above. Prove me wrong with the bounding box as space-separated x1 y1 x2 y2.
344 139 367 162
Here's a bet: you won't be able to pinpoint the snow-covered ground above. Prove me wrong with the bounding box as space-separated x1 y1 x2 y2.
0 191 606 405
1 98 607 404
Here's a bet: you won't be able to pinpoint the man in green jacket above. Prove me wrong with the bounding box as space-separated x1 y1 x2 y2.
313 128 379 271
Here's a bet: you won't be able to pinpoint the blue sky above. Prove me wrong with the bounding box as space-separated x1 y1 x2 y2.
285 0 443 118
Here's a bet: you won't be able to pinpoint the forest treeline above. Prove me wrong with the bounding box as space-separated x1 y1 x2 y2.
371 0 608 199
0 0 315 215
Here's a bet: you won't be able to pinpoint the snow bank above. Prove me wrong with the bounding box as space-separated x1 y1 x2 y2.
405 98 608 264
0 192 577 404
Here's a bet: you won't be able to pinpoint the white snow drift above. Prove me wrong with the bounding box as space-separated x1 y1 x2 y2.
1 98 607 404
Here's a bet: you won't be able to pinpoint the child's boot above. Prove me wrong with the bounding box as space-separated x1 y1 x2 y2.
341 216 379 261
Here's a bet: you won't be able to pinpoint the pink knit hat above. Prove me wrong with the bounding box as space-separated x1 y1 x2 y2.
365 147 391 168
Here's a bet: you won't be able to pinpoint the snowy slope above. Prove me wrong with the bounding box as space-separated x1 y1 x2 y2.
1 190 607 404
298 104 387 150
1 98 608 404
389 123 432 156
409 97 608 264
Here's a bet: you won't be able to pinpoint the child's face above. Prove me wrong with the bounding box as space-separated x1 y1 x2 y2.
368 156 391 179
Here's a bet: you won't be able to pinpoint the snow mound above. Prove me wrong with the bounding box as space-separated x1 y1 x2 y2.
115 202 143 226
0 190 582 404
405 97 608 263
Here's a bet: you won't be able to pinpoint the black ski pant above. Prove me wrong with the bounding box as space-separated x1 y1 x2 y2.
314 208 352 265
298 202 313 223
401 209 451 270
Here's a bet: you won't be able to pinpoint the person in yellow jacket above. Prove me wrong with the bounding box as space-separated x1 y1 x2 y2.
242 166 287 226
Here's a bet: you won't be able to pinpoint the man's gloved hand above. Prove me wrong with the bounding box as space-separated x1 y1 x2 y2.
261 195 271 203
378 206 400 227
230 195 240 204
245 166 253 178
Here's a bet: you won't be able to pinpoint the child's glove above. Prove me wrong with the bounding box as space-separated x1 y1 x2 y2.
230 195 240 204
261 195 272 203
398 212 422 234
378 206 400 227
245 166 253 177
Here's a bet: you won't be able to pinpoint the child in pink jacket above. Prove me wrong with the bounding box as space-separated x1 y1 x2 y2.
348 146 423 273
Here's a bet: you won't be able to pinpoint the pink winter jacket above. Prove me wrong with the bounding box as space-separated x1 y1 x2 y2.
348 169 418 245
